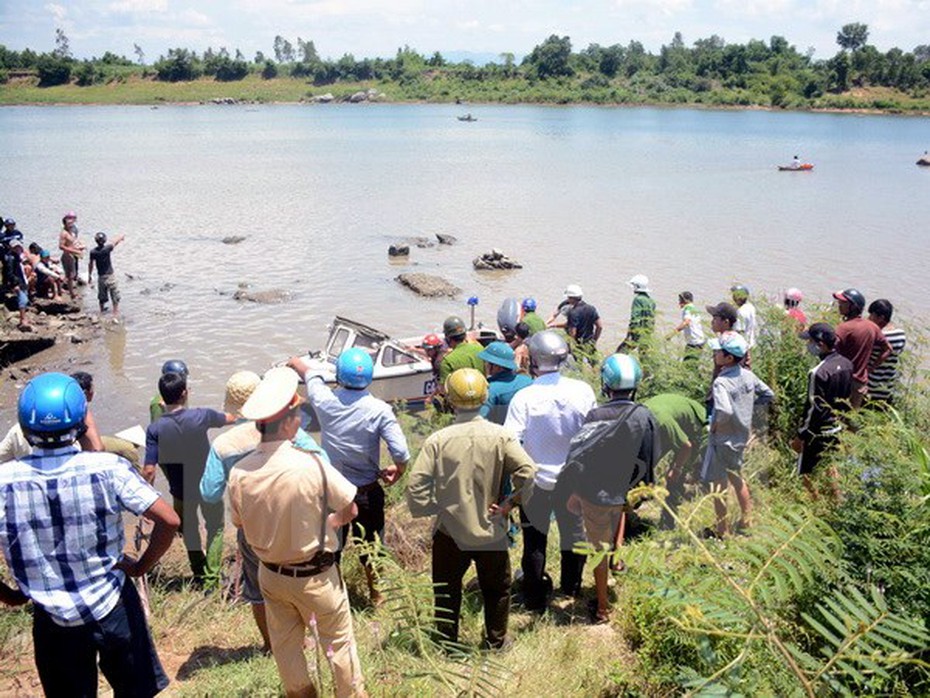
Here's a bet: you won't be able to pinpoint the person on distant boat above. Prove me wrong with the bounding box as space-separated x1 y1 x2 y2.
791 155 801 169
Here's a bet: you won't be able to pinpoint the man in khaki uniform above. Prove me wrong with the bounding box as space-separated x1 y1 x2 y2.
228 367 365 698
407 368 536 649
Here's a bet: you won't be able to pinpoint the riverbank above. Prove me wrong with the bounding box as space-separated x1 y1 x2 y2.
2 74 930 115
2 305 928 696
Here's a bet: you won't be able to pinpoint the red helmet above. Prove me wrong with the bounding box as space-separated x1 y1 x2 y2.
422 333 442 349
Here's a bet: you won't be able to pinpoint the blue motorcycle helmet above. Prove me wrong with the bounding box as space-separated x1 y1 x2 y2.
601 353 643 393
336 348 374 389
18 372 88 447
522 297 537 312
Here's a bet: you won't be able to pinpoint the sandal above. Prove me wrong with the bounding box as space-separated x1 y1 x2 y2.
588 599 610 625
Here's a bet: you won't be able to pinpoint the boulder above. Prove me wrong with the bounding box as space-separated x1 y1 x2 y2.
311 93 335 103
404 236 435 249
473 248 523 271
32 298 82 315
396 273 460 298
435 233 457 246
388 244 410 257
222 235 247 245
348 91 368 103
233 289 292 304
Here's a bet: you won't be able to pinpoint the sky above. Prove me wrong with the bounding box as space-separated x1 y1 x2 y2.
2 0 929 63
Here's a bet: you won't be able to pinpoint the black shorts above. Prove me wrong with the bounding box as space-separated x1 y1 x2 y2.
339 482 386 564
32 580 169 698
797 433 838 476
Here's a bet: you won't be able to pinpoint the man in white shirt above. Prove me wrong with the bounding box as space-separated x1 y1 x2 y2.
731 284 757 365
504 330 597 611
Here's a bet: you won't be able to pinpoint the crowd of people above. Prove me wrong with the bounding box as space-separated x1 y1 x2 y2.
0 273 910 698
0 210 125 330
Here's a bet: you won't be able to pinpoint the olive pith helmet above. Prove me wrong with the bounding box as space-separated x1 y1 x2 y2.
443 316 467 340
445 368 488 410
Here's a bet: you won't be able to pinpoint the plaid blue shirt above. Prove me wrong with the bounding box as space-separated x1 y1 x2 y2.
0 446 159 626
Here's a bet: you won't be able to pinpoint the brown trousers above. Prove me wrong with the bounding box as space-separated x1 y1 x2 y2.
432 530 511 649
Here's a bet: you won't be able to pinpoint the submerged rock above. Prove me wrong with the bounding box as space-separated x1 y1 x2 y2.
233 289 292 304
222 235 247 245
404 236 435 249
396 273 460 298
436 233 457 245
388 244 410 257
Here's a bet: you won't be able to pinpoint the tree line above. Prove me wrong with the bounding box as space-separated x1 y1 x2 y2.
1 23 929 107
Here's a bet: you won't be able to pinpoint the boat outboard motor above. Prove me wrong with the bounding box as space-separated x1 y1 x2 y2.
496 297 520 342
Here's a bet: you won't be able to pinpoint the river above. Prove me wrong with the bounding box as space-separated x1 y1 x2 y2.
1 103 927 432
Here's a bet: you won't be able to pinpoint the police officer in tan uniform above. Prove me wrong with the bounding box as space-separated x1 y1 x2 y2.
228 367 366 698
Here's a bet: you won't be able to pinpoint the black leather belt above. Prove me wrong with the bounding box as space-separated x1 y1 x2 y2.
262 552 335 578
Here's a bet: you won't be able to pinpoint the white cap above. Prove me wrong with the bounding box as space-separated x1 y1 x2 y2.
564 284 583 299
629 274 650 292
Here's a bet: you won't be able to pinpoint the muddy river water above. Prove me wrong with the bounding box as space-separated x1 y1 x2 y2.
1 103 927 432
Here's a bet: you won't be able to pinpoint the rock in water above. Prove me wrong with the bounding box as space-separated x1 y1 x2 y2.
472 250 523 271
435 234 457 245
222 236 247 244
396 273 461 298
388 244 410 257
233 289 292 304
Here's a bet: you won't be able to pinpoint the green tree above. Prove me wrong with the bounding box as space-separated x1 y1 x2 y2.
133 43 145 66
836 22 869 52
154 48 201 81
36 54 72 86
260 59 277 79
524 35 573 79
826 51 850 92
53 28 71 60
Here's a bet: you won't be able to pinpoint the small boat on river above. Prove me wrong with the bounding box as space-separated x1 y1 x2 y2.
457 113 477 122
778 163 814 171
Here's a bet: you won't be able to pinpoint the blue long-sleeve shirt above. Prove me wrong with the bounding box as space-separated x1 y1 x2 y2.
304 375 410 487
199 422 327 503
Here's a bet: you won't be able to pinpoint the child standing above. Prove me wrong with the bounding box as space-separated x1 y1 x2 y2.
702 333 773 537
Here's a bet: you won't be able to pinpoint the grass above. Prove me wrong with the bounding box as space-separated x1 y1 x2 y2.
3 72 930 114
1 309 928 696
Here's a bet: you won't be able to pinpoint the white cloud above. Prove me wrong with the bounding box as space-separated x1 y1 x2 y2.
457 19 480 30
177 9 211 26
614 0 694 16
44 2 67 22
107 0 168 13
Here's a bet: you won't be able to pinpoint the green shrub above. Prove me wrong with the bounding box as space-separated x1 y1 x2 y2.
36 55 71 86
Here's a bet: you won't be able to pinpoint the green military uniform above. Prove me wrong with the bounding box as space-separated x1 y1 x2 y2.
438 342 485 385
521 311 546 335
643 393 707 526
628 292 657 344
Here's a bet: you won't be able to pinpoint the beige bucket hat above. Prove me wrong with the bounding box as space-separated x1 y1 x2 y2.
223 370 261 416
